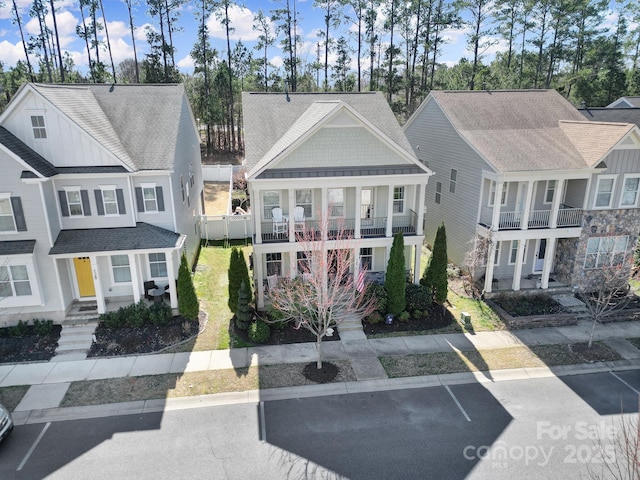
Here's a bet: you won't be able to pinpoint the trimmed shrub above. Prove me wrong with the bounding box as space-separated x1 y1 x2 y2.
363 282 388 314
8 320 29 337
366 311 384 324
248 320 270 343
398 311 410 322
422 223 448 304
33 319 54 335
235 280 253 330
178 253 199 320
412 309 423 319
149 302 172 325
406 283 433 312
384 231 406 315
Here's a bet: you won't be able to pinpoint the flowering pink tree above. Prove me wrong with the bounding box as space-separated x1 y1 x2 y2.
267 214 377 369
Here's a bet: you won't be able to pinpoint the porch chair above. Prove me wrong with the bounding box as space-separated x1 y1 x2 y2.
293 206 306 233
144 281 158 300
266 274 278 292
272 207 287 235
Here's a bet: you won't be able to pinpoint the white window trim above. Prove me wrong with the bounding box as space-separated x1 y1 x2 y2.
109 255 132 285
493 241 501 266
263 191 280 220
63 186 84 217
100 185 120 216
618 174 640 208
435 181 442 204
593 174 617 209
148 252 168 279
584 235 629 269
508 240 527 265
0 254 41 307
140 183 159 213
488 181 508 207
543 180 556 205
295 189 314 218
359 247 373 271
328 188 344 217
0 193 17 233
266 252 282 277
393 186 405 214
30 113 47 140
450 169 457 194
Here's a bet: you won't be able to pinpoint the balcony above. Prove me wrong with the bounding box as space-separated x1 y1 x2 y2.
259 209 418 243
480 206 582 230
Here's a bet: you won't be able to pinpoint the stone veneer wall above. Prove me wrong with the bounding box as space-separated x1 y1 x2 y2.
556 209 640 290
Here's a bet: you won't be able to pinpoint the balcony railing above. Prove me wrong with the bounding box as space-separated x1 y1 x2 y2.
480 206 583 230
260 210 418 243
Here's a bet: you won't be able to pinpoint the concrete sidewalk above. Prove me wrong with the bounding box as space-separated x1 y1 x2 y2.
2 319 640 419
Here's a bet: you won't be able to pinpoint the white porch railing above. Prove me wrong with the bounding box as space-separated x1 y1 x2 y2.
480 207 583 229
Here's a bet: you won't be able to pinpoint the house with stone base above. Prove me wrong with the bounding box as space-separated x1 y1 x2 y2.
403 89 640 294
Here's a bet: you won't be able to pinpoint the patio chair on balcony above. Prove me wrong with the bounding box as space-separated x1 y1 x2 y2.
294 206 306 233
272 207 287 236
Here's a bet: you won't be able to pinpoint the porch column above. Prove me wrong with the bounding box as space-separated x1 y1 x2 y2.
354 186 362 239
289 251 296 278
352 247 360 282
413 244 421 284
540 238 556 289
288 189 296 241
491 181 504 229
416 183 426 236
386 186 394 237
321 187 328 240
129 253 141 303
166 250 178 309
89 255 106 314
549 180 566 228
511 240 526 291
256 252 265 309
484 240 497 293
253 188 262 244
521 180 534 230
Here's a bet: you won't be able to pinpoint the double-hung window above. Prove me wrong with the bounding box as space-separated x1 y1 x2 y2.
450 169 457 193
263 191 280 219
544 180 556 204
0 265 32 297
141 185 158 212
296 189 313 218
594 175 616 208
393 186 405 213
488 181 508 206
101 187 119 215
620 175 640 207
435 182 442 204
0 196 16 232
266 253 282 276
584 236 628 269
149 252 167 278
31 115 47 139
328 188 344 217
65 188 84 216
508 240 527 265
360 247 373 271
111 255 131 283
297 252 311 274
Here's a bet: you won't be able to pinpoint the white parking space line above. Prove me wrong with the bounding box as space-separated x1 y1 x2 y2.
609 371 640 395
444 385 471 422
17 422 50 471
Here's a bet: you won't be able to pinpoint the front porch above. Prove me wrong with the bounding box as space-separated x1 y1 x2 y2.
484 275 570 294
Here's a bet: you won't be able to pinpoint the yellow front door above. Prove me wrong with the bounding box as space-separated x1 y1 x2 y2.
74 257 95 297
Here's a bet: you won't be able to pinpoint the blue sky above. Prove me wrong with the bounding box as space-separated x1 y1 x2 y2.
0 0 621 78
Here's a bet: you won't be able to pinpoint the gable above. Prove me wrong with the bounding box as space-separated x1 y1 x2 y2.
271 124 415 171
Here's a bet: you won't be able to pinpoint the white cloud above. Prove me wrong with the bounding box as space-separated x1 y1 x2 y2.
207 5 260 42
270 55 284 68
0 40 27 66
0 0 30 21
177 54 194 70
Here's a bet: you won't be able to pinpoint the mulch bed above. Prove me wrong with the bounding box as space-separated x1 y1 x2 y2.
0 325 62 363
88 316 201 357
232 320 341 346
302 362 339 383
363 304 455 336
569 342 622 363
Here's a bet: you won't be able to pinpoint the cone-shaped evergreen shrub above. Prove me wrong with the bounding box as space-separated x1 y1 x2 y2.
235 280 252 330
422 223 448 304
385 231 406 315
178 253 199 320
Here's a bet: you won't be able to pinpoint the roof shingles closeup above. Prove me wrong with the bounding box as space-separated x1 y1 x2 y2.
0 126 57 177
49 223 182 255
430 89 637 172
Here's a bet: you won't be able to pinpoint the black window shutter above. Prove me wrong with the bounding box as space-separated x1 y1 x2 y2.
156 186 165 211
135 187 144 212
116 189 126 214
81 190 91 216
10 197 27 231
58 190 69 217
94 190 104 215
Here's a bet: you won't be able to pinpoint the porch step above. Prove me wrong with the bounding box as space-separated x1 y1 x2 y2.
52 322 98 361
337 313 367 341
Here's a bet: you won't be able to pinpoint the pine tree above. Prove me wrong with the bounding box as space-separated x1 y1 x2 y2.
177 253 199 320
385 231 406 315
235 280 252 330
422 223 448 304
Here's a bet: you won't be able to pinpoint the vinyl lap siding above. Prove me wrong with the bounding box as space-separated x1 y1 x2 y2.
404 99 493 266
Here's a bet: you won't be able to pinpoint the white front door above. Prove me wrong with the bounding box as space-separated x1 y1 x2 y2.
534 239 546 273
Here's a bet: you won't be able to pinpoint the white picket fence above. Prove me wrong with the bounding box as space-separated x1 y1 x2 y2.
201 214 253 241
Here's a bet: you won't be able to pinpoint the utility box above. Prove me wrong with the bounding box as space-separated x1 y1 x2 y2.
461 312 471 324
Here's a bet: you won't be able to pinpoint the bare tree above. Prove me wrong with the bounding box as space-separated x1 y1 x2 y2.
576 267 633 348
266 214 377 369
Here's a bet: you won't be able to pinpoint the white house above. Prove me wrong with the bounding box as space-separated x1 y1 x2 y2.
0 83 203 326
404 89 640 293
242 92 433 309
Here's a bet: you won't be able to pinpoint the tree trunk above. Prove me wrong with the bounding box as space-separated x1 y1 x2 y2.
316 334 323 369
49 0 65 82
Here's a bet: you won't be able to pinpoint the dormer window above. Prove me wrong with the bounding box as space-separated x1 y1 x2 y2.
31 115 47 139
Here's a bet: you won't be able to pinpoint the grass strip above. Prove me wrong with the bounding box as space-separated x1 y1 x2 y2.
0 385 30 411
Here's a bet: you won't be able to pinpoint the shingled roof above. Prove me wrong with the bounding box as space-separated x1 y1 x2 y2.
49 222 182 255
0 126 57 177
242 92 416 173
579 107 640 127
428 89 637 172
30 83 189 171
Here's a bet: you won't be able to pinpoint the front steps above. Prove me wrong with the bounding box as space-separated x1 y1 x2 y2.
337 313 367 341
53 302 100 361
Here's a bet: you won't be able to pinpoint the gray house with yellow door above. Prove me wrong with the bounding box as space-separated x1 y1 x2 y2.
0 83 202 326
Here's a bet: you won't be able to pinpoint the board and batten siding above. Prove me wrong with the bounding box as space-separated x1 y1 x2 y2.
404 98 493 266
586 148 640 209
3 92 124 168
